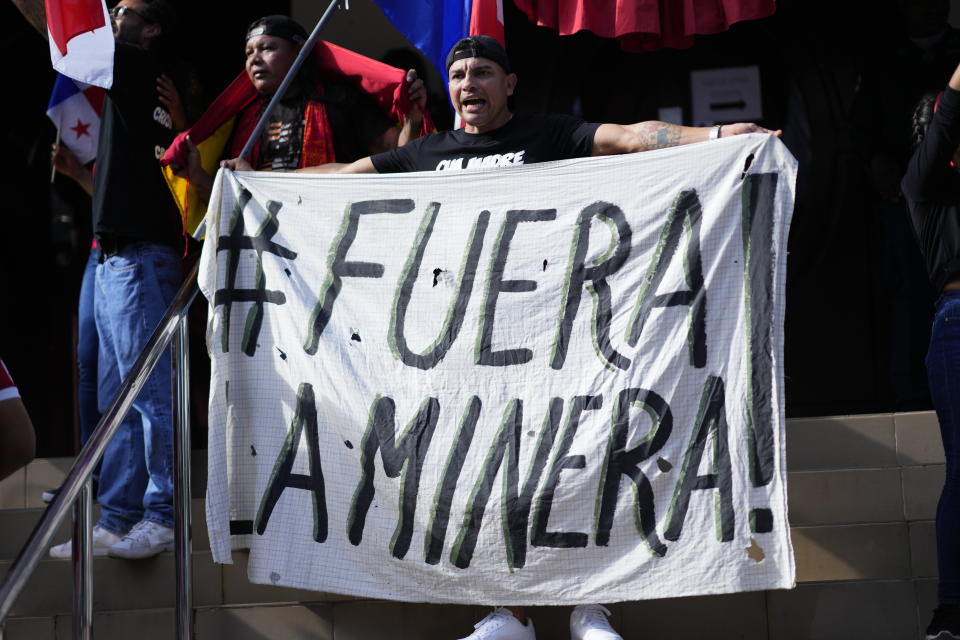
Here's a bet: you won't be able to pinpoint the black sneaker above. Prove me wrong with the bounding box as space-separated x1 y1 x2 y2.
927 605 960 640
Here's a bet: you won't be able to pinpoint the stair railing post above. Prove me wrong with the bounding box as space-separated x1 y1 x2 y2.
0 261 199 626
172 312 193 639
72 480 93 640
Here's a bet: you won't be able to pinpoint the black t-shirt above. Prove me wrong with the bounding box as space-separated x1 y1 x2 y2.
252 83 393 170
370 113 600 173
902 87 960 291
257 95 308 171
93 42 181 247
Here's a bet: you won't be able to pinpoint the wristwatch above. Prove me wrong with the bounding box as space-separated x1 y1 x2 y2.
709 125 722 140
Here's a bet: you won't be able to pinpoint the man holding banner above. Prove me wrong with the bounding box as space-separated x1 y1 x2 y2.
224 35 779 177
214 35 785 640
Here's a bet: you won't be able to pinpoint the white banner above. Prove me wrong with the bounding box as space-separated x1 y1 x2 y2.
199 134 797 605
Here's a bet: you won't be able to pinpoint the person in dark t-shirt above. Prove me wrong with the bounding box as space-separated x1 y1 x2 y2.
223 35 782 640
902 59 960 640
50 0 186 563
258 96 308 171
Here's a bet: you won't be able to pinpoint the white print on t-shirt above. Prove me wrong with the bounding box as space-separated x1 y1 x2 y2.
153 106 173 130
435 150 526 171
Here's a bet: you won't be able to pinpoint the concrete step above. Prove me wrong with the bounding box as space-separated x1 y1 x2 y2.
0 547 340 619
0 411 948 639
0 452 207 512
0 499 209 562
1 604 337 640
0 550 220 618
0 583 937 640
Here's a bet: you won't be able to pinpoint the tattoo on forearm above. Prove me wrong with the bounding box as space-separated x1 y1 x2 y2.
638 123 682 150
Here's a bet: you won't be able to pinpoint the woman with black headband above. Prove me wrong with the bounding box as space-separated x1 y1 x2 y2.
177 15 426 201
903 60 960 640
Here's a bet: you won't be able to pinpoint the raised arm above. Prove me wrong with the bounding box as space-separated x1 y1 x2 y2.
902 61 960 202
157 74 189 133
363 69 428 156
397 69 427 148
592 121 781 156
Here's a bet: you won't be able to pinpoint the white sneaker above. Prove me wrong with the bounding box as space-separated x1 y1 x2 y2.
457 608 536 640
107 520 174 559
49 525 123 559
570 604 623 640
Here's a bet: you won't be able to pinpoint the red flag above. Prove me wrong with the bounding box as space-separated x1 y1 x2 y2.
513 0 776 52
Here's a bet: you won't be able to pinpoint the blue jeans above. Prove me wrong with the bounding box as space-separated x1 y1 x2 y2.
78 249 101 447
926 291 960 605
94 242 181 534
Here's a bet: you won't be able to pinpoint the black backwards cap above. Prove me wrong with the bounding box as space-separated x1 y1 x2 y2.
445 35 511 74
246 15 308 44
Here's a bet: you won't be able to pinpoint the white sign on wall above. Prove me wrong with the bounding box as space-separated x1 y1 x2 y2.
691 65 763 126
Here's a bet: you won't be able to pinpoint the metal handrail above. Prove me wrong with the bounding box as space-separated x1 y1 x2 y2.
0 259 200 631
172 313 193 638
72 480 93 640
0 4 343 635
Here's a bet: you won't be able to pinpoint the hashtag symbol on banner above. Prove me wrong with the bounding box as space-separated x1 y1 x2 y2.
214 187 298 356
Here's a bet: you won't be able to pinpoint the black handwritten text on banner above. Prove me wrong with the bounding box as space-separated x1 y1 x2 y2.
199 135 797 605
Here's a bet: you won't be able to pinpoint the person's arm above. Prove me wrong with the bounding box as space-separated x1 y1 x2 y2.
0 361 34 481
171 135 215 202
157 74 189 133
305 157 379 174
363 69 427 154
221 156 379 174
52 145 94 196
950 63 960 94
397 69 427 148
903 63 960 202
591 121 782 156
0 397 35 481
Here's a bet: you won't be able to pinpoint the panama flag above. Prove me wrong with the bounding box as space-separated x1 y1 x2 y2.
372 0 504 78
46 73 104 164
46 0 114 89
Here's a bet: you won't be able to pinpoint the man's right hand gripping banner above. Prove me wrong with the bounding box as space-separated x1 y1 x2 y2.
198 134 797 605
